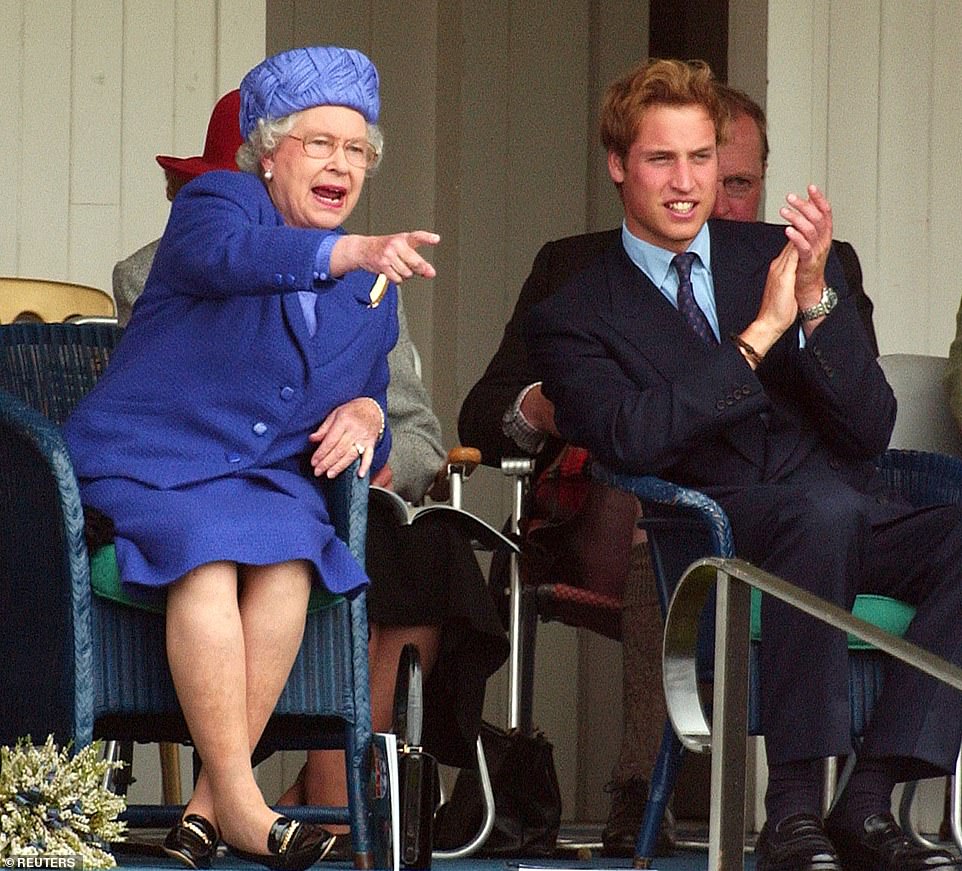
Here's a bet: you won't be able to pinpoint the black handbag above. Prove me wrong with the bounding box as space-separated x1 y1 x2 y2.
393 644 439 870
434 720 562 857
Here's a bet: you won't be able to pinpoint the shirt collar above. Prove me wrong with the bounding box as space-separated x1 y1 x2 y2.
620 221 712 288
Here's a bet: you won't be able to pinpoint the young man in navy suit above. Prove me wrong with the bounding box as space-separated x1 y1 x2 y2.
525 58 962 871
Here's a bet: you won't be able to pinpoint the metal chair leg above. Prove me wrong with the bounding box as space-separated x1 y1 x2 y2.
432 735 496 859
821 756 837 817
159 742 182 805
950 747 962 854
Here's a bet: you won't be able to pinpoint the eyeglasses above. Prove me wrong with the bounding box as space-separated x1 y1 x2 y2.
719 175 762 199
285 134 378 169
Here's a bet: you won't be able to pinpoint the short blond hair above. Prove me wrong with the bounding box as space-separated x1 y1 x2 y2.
600 58 727 159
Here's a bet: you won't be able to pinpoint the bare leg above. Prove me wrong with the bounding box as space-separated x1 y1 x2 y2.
278 624 440 825
166 559 310 853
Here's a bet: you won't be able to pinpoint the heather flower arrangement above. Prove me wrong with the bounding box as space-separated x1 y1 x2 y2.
0 736 126 867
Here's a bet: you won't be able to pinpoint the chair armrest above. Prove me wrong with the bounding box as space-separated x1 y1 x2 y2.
0 389 93 745
590 463 735 614
590 464 734 555
877 448 962 506
321 458 370 565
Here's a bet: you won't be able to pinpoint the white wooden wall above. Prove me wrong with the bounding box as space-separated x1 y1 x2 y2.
0 0 265 295
766 0 962 359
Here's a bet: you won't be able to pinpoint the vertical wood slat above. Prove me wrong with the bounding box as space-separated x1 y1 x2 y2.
20 0 71 279
69 0 123 288
172 0 218 162
119 0 176 260
823 0 881 324
0 0 24 275
926 3 962 354
215 0 266 97
876 2 933 354
765 0 827 209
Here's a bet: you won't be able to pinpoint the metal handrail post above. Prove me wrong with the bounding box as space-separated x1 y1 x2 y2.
707 567 751 871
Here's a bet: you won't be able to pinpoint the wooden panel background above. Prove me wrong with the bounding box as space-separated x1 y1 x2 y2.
766 0 962 359
0 0 265 295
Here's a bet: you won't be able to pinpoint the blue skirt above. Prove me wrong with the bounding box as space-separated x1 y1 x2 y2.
80 465 367 598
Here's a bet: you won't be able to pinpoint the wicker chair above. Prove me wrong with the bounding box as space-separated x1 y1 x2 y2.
0 322 385 868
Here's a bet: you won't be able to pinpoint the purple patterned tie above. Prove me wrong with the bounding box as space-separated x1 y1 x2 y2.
672 252 718 346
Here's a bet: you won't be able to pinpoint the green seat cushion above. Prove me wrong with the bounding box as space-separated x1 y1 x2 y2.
89 544 344 615
749 588 916 650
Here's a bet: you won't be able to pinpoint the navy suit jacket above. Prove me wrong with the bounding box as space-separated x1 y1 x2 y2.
524 219 894 498
459 226 877 474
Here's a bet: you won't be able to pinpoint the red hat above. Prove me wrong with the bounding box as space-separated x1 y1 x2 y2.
155 89 243 180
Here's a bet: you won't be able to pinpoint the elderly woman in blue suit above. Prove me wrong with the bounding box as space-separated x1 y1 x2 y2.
64 46 439 871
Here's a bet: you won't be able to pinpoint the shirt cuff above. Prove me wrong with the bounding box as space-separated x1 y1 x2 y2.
501 382 546 455
312 234 340 284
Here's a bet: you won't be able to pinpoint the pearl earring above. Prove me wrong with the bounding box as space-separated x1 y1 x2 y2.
264 168 273 181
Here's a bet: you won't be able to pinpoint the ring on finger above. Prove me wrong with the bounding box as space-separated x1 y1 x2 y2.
354 442 366 457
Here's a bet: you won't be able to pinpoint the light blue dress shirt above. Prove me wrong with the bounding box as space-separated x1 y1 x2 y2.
620 222 720 343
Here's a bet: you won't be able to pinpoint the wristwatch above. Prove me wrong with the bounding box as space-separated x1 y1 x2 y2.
799 286 838 322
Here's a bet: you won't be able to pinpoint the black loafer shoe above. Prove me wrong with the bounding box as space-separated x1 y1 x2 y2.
163 814 219 870
228 817 336 871
826 811 961 871
755 813 841 871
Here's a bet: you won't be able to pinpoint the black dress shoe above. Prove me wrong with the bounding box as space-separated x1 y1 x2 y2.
755 813 841 871
163 814 219 870
826 811 962 871
228 817 336 871
601 777 675 858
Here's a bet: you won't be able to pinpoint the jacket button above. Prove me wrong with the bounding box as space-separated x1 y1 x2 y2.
716 400 727 411
253 421 268 436
280 386 294 400
226 453 241 464
273 273 284 286
286 273 296 286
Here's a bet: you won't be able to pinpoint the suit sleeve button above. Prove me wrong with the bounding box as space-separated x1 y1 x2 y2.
280 386 295 401
253 422 268 436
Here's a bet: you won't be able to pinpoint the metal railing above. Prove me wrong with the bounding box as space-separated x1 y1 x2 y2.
663 556 962 871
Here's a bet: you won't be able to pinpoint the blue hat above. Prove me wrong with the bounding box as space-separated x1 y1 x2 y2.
239 46 380 139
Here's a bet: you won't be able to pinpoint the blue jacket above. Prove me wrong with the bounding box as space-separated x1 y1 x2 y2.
66 170 397 490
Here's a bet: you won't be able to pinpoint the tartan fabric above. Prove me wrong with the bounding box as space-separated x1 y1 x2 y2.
522 444 637 599
525 444 592 538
